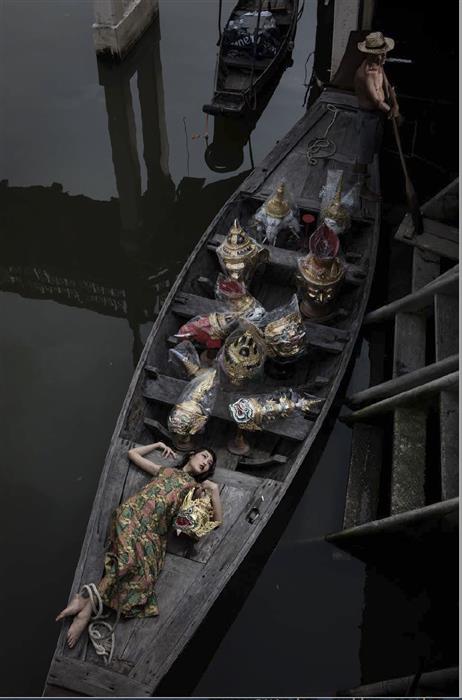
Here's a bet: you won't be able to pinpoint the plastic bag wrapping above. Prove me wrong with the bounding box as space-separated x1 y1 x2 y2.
223 11 279 59
253 181 300 246
218 323 266 386
228 389 324 431
169 340 202 379
175 312 237 349
258 294 306 361
216 219 268 284
319 169 360 235
173 489 220 540
168 368 219 439
215 274 266 323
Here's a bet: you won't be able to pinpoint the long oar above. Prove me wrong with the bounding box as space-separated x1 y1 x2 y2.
390 112 424 235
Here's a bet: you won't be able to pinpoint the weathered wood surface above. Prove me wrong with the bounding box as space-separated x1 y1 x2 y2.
395 212 459 260
435 292 459 500
344 372 459 424
47 657 152 697
346 354 458 408
143 373 314 441
364 265 459 324
390 247 440 515
343 665 459 697
328 497 459 543
421 177 458 223
343 423 383 529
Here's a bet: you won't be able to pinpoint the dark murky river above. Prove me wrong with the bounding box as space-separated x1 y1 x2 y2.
0 1 457 697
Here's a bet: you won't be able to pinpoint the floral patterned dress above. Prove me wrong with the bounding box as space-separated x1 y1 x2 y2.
98 466 195 618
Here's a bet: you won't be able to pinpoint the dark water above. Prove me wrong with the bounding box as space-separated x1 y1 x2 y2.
0 1 457 697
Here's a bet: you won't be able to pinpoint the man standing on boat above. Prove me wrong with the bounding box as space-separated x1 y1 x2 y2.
354 31 400 200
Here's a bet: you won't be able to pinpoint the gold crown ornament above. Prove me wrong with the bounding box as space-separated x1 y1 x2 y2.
298 224 345 318
173 489 220 540
229 392 323 431
222 328 265 385
168 369 217 439
216 219 267 283
265 182 291 219
321 174 350 233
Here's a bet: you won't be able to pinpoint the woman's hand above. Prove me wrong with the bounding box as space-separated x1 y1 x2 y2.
153 442 177 459
200 480 218 493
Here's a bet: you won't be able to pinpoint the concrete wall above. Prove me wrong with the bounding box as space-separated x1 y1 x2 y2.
93 0 159 59
330 0 375 77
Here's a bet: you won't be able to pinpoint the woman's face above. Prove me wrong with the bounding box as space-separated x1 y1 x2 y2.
188 450 214 477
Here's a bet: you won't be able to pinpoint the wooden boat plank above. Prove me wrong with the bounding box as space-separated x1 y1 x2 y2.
170 290 350 349
343 423 383 529
395 212 459 260
143 374 313 441
435 292 459 500
47 656 152 697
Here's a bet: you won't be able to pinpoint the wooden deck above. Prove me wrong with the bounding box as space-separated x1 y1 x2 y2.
330 177 459 544
44 89 381 697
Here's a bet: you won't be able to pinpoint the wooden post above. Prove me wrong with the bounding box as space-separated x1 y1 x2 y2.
330 0 361 78
346 354 459 408
343 371 458 424
364 266 459 324
93 0 159 59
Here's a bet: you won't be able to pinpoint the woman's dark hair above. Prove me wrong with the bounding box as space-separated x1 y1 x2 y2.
181 447 217 482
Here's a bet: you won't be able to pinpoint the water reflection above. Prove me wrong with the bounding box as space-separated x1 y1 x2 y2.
0 18 251 368
205 61 289 173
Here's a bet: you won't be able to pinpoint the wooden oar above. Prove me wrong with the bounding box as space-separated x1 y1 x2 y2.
388 87 424 235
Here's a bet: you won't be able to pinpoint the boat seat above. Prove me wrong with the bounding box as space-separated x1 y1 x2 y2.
221 55 272 71
171 291 350 354
143 373 314 441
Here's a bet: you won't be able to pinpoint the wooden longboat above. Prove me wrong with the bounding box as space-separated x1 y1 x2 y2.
44 88 380 697
203 0 299 116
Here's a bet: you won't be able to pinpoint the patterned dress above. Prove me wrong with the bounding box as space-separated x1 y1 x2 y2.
98 466 195 618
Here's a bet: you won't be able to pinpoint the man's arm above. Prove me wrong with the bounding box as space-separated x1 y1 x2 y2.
365 72 390 113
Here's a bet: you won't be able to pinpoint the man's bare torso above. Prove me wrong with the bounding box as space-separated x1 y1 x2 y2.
354 59 386 110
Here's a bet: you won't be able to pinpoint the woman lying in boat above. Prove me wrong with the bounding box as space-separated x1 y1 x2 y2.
56 442 222 648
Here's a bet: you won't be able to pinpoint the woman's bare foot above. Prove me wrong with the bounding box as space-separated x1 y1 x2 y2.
67 600 92 648
56 593 87 622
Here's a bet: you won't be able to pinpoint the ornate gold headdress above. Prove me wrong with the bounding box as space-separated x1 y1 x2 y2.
168 369 217 438
322 174 350 231
222 328 265 385
216 219 267 282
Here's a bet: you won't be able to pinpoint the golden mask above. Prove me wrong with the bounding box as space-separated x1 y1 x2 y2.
174 489 220 540
222 329 264 385
217 219 267 283
264 310 306 359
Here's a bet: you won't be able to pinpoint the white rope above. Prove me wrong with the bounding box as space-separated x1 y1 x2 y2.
306 104 339 165
80 583 116 665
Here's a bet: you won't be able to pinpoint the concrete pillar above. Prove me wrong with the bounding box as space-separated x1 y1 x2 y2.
330 0 361 77
361 0 376 30
93 0 159 59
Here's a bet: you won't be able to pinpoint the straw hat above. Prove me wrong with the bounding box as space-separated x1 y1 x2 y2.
358 31 395 54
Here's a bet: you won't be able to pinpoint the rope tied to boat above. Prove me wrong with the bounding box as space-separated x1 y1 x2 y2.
305 104 338 165
81 582 117 665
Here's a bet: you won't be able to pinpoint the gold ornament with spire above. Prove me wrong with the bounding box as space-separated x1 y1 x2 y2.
322 173 350 231
265 182 291 219
217 219 267 283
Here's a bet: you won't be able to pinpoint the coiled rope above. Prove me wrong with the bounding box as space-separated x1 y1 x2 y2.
305 104 339 165
81 583 117 665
